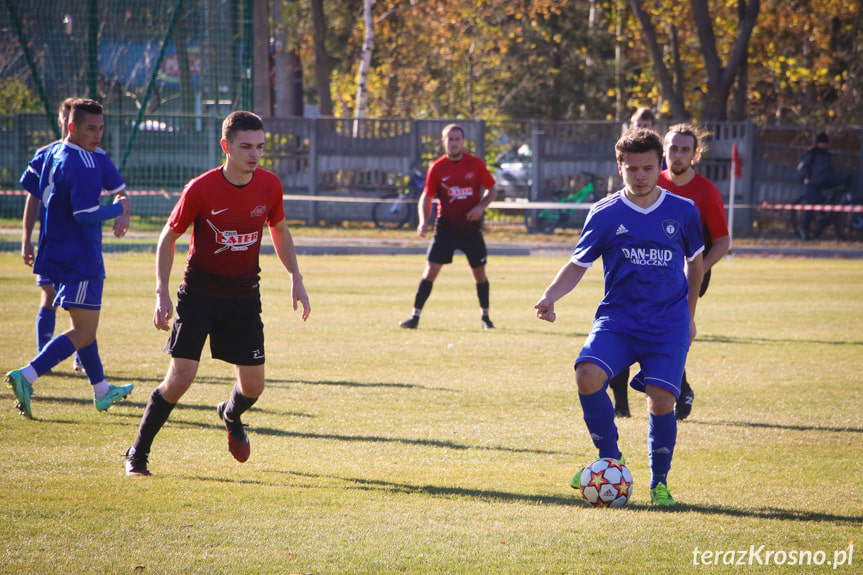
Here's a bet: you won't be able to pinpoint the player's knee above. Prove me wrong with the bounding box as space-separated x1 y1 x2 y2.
159 378 194 404
67 331 96 351
575 362 607 395
159 359 198 402
238 382 265 399
423 263 442 281
646 386 676 415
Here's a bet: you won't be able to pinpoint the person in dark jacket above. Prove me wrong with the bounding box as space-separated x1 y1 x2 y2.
797 133 846 240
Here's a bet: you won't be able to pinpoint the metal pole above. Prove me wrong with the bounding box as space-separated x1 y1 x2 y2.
242 0 254 111
88 0 99 100
3 0 60 139
728 144 738 261
119 0 184 172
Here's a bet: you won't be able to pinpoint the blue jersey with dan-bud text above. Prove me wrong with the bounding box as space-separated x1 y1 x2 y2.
571 188 704 346
31 142 119 282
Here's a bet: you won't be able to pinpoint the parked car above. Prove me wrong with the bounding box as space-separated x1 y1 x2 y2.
492 144 532 200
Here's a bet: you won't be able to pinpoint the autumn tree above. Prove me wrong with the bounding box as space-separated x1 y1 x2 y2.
746 0 863 126
259 0 861 125
628 0 760 121
311 0 335 116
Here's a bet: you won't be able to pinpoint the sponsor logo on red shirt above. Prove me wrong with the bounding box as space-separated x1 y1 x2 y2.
207 219 259 254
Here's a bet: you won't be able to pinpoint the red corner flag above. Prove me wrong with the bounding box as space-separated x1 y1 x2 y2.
731 144 742 178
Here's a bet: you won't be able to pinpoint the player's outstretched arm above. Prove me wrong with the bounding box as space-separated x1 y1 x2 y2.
270 219 311 321
154 224 182 331
535 262 588 322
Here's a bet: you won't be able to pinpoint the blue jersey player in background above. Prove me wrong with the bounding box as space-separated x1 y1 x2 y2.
6 98 133 419
534 128 704 507
20 97 129 377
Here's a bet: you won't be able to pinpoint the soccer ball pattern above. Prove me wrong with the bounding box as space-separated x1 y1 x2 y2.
576 458 633 507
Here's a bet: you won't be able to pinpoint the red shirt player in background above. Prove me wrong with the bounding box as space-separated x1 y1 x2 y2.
399 124 497 330
658 124 729 420
124 111 310 477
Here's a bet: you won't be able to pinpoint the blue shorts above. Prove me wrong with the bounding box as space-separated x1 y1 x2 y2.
576 328 688 398
36 275 53 287
52 278 104 311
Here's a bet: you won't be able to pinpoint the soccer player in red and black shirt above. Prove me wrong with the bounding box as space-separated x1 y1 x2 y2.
124 111 311 476
399 124 497 330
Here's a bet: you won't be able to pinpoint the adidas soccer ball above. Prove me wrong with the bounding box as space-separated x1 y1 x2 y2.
575 458 633 507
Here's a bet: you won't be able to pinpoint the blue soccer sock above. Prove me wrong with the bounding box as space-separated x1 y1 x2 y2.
76 340 106 387
578 385 621 460
36 306 56 352
648 411 677 488
29 334 77 378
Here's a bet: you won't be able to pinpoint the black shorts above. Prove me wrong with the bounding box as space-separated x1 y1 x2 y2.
164 287 265 366
427 229 488 269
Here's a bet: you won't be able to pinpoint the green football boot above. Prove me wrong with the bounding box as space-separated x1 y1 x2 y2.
94 384 134 412
5 369 33 419
650 483 676 507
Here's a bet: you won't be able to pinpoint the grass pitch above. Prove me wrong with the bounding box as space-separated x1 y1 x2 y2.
0 251 861 574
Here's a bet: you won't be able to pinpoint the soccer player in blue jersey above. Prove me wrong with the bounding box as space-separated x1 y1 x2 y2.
21 98 129 378
6 98 133 419
534 128 704 506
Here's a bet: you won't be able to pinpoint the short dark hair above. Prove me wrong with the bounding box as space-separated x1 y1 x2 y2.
816 132 829 144
222 111 264 142
630 107 656 126
58 97 76 139
665 123 709 163
69 98 103 128
615 128 663 165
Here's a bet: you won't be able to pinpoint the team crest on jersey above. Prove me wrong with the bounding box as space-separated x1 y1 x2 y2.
207 219 259 254
251 205 266 217
662 219 680 238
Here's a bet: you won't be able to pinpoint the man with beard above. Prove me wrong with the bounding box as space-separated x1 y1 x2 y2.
399 124 497 330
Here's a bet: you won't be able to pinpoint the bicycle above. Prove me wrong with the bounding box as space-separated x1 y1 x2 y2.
372 168 426 230
524 176 599 234
790 181 862 240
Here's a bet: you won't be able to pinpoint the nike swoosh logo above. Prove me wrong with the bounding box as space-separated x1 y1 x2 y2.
211 208 228 215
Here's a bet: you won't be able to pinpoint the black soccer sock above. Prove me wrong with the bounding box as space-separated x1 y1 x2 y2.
608 369 630 410
476 280 490 311
132 388 176 456
225 384 258 422
680 370 692 394
413 279 434 311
